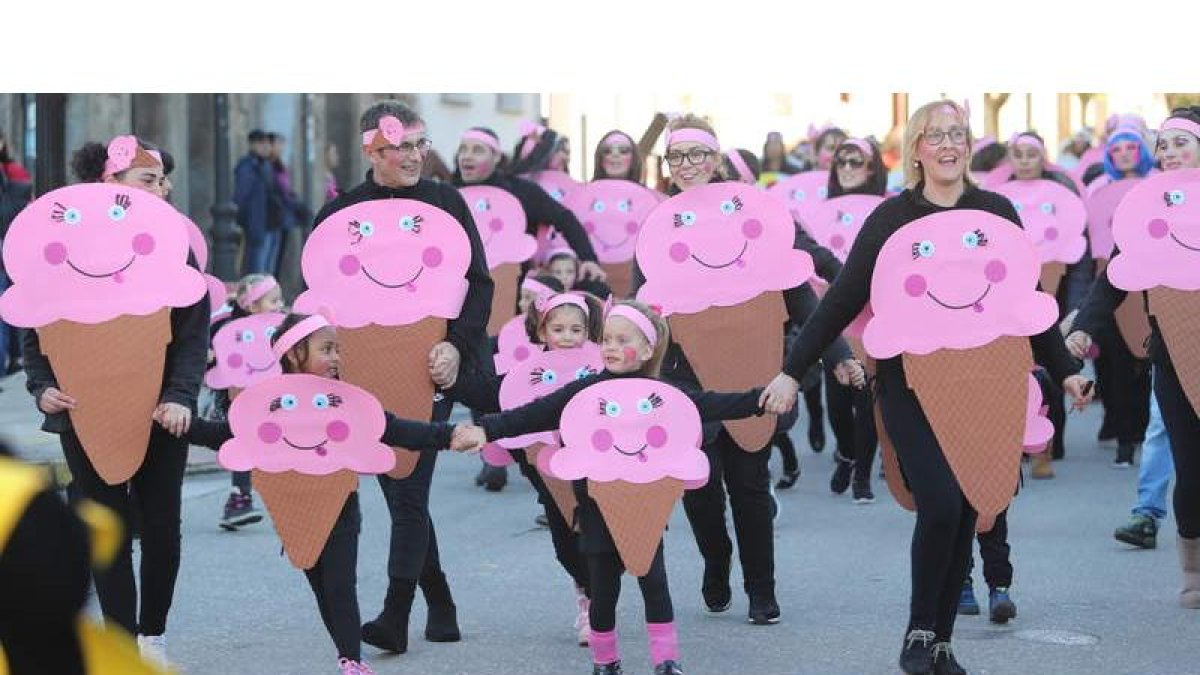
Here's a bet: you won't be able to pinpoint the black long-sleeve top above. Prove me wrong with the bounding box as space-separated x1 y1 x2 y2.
782 183 1081 388
453 172 599 262
1072 259 1170 367
312 173 495 374
186 412 454 453
22 253 211 435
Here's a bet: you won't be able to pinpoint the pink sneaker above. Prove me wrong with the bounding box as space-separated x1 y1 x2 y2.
574 586 591 647
338 658 375 674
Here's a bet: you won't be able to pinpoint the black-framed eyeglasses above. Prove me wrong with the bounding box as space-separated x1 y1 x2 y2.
835 157 865 169
665 148 715 167
921 128 968 147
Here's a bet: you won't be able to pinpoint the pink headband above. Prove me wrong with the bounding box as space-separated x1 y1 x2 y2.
725 150 756 184
361 115 425 150
600 131 632 147
1009 133 1045 153
537 292 590 320
667 128 719 152
272 314 331 361
102 135 162 180
605 303 658 349
461 130 501 153
518 120 546 160
1160 117 1200 141
521 277 556 303
238 277 278 311
840 138 875 159
546 246 579 261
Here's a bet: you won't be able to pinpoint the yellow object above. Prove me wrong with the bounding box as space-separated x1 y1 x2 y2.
0 457 44 552
75 500 123 569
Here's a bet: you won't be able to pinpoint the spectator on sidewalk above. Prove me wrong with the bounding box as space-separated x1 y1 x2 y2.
234 130 282 276
0 131 31 377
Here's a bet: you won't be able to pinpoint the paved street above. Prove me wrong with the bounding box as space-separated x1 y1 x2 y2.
3 371 1197 675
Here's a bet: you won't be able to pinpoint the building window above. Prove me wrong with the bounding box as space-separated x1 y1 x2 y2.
440 93 472 107
497 94 524 114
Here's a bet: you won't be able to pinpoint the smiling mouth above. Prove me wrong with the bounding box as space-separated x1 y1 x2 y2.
360 264 424 289
66 256 136 279
246 360 276 374
594 233 631 250
613 443 647 461
691 241 749 269
927 285 991 310
283 436 328 453
1170 232 1200 252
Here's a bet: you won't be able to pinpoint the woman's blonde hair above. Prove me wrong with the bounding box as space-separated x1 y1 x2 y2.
902 100 976 189
611 299 671 378
665 114 729 180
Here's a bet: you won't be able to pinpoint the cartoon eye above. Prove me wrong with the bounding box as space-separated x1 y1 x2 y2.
530 367 559 385
574 366 594 380
280 394 298 411
604 400 622 417
673 211 697 228
551 188 565 200
264 326 277 339
358 221 376 237
1166 190 1186 207
313 393 331 409
107 204 127 222
475 199 490 212
719 200 737 215
591 200 606 213
542 369 558 384
912 240 936 259
792 189 806 201
817 187 828 199
838 211 854 225
239 330 255 343
617 199 632 213
1039 202 1056 215
398 215 420 232
1011 200 1024 212
61 207 82 225
636 398 654 414
962 231 981 248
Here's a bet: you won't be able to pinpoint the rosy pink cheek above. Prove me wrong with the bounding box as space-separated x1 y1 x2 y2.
423 246 443 268
132 233 155 256
669 242 690 263
622 346 637 362
1044 227 1059 241
742 219 763 240
339 254 361 276
514 346 530 361
326 420 350 442
44 242 67 265
583 221 596 233
591 429 613 452
830 234 846 250
226 352 243 369
646 424 668 448
1148 218 1170 239
488 218 504 233
258 422 282 444
625 221 639 234
984 260 1007 284
904 274 927 297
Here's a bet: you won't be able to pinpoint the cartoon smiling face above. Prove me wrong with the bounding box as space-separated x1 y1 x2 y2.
205 312 286 390
634 182 814 315
219 373 394 476
532 170 580 203
862 209 1059 358
766 170 830 222
458 185 536 269
0 183 206 328
564 180 660 264
1108 168 1200 292
292 199 471 328
495 343 603 449
992 179 1087 265
804 194 885 262
548 378 707 484
1085 177 1143 261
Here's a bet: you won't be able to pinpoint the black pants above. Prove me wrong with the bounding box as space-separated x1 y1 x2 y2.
824 369 856 458
803 380 824 443
968 508 1012 590
878 383 977 641
60 425 188 636
514 453 590 593
587 546 672 632
376 448 451 600
231 470 252 493
682 429 774 595
1154 361 1200 539
305 492 362 661
1035 368 1067 459
1094 322 1151 444
850 384 879 483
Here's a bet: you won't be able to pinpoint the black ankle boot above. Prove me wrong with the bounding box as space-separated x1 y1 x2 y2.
591 661 623 675
932 642 967 675
421 570 462 642
701 558 731 613
898 628 936 674
362 579 416 653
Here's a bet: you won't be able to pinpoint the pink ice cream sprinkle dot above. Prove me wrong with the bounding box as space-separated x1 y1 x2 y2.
584 221 596 233
327 420 349 442
258 422 282 444
423 246 443 268
742 219 764 239
904 273 927 297
646 425 668 448
830 234 846 250
315 446 328 457
591 429 613 452
514 346 530 361
625 220 639 234
339 254 361 276
669 242 690 263
489 218 504 232
1044 227 1059 241
44 242 67 265
985 259 1007 283
132 233 156 256
1148 218 1170 239
227 352 244 369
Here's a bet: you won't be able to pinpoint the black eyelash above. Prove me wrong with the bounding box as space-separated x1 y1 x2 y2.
597 397 609 415
731 195 744 211
410 214 423 233
530 368 547 385
911 243 921 260
673 213 685 228
973 228 989 246
347 220 363 244
1164 192 1178 207
327 394 343 408
269 397 282 412
50 202 67 222
115 194 132 209
648 393 664 409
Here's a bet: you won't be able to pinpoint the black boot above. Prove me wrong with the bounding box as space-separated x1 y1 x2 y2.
898 628 936 674
421 570 462 642
362 579 416 653
701 558 732 613
932 642 967 675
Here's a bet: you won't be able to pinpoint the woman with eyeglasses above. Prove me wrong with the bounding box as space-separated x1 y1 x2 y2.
592 130 645 183
761 100 1091 675
632 114 858 627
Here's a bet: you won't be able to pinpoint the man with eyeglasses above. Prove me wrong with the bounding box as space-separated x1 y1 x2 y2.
310 99 495 656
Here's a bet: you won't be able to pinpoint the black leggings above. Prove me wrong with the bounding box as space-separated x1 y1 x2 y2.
824 369 856 458
968 508 1012 590
682 429 774 595
60 426 188 636
1094 322 1151 444
514 454 590 594
587 546 672 633
305 492 362 662
878 383 977 641
377 448 442 582
1154 361 1200 539
848 383 879 482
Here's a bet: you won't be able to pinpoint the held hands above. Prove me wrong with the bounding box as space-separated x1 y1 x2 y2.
38 387 77 415
450 423 486 453
759 372 799 415
1062 374 1095 413
153 402 192 438
834 359 867 390
1064 330 1093 360
578 261 608 282
428 342 461 389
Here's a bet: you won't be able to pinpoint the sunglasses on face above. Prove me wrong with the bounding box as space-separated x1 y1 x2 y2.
835 157 865 169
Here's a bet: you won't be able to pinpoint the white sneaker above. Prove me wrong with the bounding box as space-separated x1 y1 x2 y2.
138 634 170 668
573 585 590 646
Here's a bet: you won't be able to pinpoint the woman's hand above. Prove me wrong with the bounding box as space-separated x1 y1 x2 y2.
451 423 487 453
1063 374 1095 412
38 387 77 414
759 372 800 415
834 359 867 389
154 402 192 438
1065 330 1093 360
428 342 461 388
578 261 608 282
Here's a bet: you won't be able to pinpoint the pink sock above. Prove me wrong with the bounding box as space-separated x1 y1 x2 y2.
590 628 619 665
647 622 679 665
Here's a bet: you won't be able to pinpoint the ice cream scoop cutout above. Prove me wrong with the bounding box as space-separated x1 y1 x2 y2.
0 183 206 327
458 185 536 268
219 374 395 476
991 180 1087 265
494 314 542 375
531 170 580 203
1107 168 1200 292
862 210 1058 359
804 194 885 261
206 312 286 390
565 180 660 264
767 170 830 223
547 378 707 484
1085 177 1143 261
635 182 814 315
496 344 604 449
293 199 471 327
